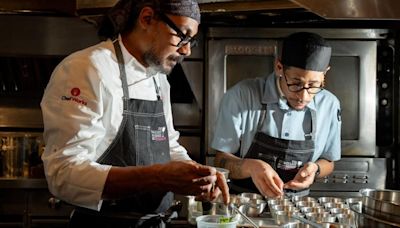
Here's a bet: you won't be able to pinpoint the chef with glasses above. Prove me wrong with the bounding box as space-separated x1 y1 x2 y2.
212 32 342 198
41 0 229 227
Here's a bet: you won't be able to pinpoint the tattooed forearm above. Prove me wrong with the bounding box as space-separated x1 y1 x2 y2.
228 159 244 178
215 152 247 179
219 158 227 169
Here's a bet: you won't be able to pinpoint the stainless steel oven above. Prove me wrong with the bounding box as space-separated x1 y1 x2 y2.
205 28 391 195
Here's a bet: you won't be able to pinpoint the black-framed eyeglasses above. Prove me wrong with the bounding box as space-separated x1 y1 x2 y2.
283 73 324 94
158 13 197 48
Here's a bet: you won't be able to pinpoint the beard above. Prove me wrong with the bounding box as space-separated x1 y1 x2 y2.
143 47 184 75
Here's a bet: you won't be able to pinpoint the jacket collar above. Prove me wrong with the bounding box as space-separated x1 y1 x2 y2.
116 35 158 78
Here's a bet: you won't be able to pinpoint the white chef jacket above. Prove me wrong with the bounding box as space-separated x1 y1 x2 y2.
40 37 191 211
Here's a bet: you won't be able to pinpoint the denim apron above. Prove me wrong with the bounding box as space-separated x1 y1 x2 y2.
230 104 316 197
69 40 173 228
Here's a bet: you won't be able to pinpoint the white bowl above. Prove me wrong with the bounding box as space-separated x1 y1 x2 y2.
196 215 238 228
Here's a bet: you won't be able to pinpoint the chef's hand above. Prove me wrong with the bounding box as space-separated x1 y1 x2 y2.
283 162 318 190
247 159 284 198
195 170 230 204
159 161 230 204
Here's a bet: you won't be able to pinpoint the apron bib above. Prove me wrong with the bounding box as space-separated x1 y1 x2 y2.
230 104 316 197
69 40 172 228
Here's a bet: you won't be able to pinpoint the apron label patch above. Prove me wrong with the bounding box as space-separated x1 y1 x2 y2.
151 127 167 141
277 160 303 170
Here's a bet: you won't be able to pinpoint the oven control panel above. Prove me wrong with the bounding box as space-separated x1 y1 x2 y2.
377 40 395 147
310 157 387 194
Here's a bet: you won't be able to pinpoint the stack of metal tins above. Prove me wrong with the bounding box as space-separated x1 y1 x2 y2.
268 195 360 227
349 189 400 227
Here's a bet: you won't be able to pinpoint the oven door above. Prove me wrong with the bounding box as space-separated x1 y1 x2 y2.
205 28 381 159
206 38 278 159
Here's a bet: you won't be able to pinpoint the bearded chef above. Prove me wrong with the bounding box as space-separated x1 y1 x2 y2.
40 0 229 227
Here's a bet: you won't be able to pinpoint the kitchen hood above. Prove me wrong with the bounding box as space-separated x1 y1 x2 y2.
291 0 400 20
0 0 116 15
0 0 400 20
199 0 400 20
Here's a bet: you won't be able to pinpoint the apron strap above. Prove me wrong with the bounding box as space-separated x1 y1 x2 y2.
113 39 129 109
96 39 130 164
310 109 317 140
113 39 162 104
152 77 161 101
256 104 268 131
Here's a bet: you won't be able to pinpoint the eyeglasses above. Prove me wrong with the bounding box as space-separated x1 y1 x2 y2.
158 13 197 48
283 73 324 94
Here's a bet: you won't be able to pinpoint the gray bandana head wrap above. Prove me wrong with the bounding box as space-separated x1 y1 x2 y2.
281 32 332 72
99 0 200 38
160 0 201 22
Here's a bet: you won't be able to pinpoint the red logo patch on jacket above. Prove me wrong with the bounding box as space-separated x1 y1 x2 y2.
71 87 81 96
61 87 87 106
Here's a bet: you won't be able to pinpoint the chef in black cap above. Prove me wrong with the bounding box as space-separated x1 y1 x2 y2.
40 0 229 227
212 32 341 198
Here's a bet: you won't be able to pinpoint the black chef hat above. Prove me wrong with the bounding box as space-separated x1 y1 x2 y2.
98 0 201 39
281 32 332 72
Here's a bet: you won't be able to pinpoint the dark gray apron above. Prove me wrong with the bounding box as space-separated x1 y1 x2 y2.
230 104 316 197
69 40 173 228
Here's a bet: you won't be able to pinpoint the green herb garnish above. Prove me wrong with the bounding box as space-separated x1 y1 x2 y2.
219 217 233 223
